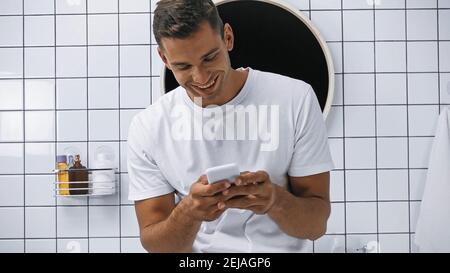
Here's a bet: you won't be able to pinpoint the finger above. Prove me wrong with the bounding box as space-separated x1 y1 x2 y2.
235 171 269 186
202 180 232 196
197 175 208 185
222 183 262 199
224 195 262 209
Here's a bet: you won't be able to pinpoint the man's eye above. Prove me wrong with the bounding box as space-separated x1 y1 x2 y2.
177 65 191 71
204 54 218 62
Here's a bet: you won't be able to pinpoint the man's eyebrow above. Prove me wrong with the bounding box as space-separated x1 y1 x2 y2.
170 48 220 66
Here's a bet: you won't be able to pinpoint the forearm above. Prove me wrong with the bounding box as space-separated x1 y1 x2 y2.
267 185 331 240
140 198 202 253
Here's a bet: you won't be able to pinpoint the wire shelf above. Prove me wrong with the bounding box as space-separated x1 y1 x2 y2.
53 168 118 197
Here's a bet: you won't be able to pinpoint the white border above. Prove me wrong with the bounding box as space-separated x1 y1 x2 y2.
160 0 335 119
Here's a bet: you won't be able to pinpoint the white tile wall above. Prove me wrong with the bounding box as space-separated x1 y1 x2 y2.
0 80 23 110
343 10 374 41
56 0 86 14
314 235 346 253
25 79 55 109
0 111 23 142
88 14 118 45
346 202 377 233
375 10 405 40
0 0 22 15
407 42 438 72
25 239 56 253
376 42 406 72
376 106 408 136
329 171 344 202
440 42 450 71
344 74 375 105
88 78 119 108
409 169 427 200
0 0 447 253
119 14 150 44
0 176 24 206
378 202 410 233
310 11 342 42
23 0 54 15
345 170 377 201
56 47 87 77
119 78 151 108
0 48 22 78
343 42 374 72
56 79 87 109
57 206 88 238
0 16 23 46
88 46 119 77
377 137 408 168
89 238 120 253
376 74 407 104
25 207 56 238
88 206 120 237
379 234 410 253
377 170 409 201
25 175 55 206
408 73 439 104
56 15 86 45
88 0 118 13
345 138 376 169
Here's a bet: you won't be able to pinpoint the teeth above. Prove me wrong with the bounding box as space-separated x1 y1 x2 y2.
196 78 215 89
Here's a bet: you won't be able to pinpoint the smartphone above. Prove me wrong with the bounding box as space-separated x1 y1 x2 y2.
205 163 240 184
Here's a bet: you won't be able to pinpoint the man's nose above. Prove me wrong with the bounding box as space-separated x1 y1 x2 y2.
192 67 210 85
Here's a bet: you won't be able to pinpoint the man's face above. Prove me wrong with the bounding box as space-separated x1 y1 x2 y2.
158 21 234 106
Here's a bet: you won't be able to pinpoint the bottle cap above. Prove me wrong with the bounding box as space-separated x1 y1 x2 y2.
67 155 74 166
56 155 67 163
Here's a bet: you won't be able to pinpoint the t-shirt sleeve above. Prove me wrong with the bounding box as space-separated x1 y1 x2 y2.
288 86 335 177
127 115 175 201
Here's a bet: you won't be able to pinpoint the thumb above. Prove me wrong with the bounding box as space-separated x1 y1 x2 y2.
198 175 208 185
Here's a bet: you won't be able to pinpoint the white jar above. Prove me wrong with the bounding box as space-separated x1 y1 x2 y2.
92 151 116 195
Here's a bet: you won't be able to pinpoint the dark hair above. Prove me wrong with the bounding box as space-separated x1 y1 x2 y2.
153 0 224 47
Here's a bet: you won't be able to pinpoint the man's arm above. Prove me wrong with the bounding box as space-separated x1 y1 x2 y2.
135 176 231 252
222 171 331 241
267 172 331 240
135 192 201 253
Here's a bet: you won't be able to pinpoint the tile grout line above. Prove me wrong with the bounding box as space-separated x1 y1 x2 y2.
2 7 450 17
372 0 380 251
22 0 25 253
437 2 441 113
118 0 122 253
340 0 348 253
150 1 153 106
3 38 450 49
307 0 315 253
404 0 412 253
53 0 58 253
86 0 90 253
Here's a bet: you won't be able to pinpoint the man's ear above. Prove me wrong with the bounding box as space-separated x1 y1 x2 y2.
223 23 234 52
157 46 172 70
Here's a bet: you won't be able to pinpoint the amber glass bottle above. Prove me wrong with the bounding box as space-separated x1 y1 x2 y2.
69 154 89 195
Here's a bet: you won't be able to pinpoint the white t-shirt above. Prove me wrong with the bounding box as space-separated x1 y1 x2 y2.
127 67 334 252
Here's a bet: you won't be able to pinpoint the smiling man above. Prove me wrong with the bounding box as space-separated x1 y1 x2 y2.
127 0 334 253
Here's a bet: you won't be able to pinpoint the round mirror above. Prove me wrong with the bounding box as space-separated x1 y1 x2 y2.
161 0 334 118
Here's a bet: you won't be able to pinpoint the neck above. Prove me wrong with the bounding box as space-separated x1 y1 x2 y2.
195 68 249 108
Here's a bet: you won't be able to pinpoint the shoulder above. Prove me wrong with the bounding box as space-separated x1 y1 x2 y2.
252 69 312 100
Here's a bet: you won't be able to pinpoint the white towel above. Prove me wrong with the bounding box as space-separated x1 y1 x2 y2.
415 107 450 252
